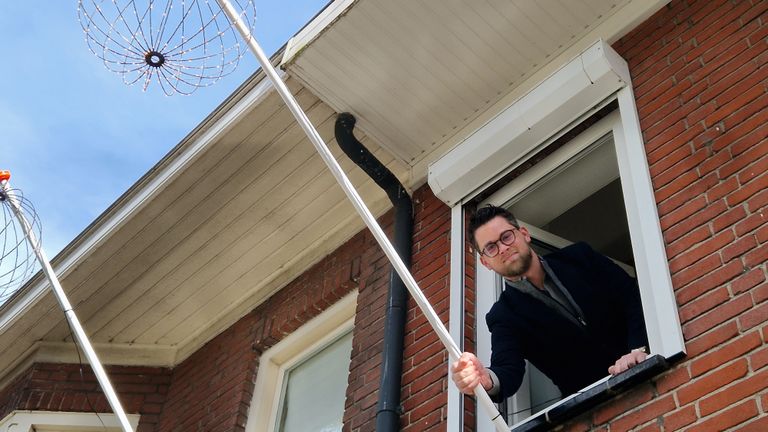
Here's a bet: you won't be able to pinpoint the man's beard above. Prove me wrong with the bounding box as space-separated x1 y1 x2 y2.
502 247 533 278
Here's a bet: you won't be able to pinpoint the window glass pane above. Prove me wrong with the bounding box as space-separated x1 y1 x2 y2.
277 331 353 432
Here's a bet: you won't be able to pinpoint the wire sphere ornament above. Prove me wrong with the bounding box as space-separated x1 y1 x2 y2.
0 186 42 303
77 0 257 96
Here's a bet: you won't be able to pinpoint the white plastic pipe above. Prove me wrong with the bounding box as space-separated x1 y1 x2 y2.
0 179 134 432
215 2 510 430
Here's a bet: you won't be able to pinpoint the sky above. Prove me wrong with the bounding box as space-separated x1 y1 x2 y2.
0 0 329 263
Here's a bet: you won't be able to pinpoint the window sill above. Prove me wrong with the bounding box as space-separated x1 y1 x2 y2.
510 354 670 432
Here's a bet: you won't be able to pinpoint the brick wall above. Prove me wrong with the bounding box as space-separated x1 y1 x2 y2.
0 363 171 432
156 226 372 431
400 187 452 431
558 0 767 430
153 185 452 432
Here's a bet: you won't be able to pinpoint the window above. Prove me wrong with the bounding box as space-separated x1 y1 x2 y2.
275 331 353 432
468 108 683 430
435 40 684 430
479 116 638 425
245 292 356 432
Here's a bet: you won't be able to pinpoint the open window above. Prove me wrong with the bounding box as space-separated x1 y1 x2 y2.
478 114 637 425
245 292 356 432
435 41 685 429
454 105 684 430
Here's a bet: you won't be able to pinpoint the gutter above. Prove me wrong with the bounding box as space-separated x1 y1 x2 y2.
335 113 412 432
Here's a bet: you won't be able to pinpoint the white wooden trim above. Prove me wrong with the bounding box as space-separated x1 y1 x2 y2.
281 0 356 66
614 87 685 358
447 205 464 431
0 410 140 432
244 291 357 432
474 252 503 432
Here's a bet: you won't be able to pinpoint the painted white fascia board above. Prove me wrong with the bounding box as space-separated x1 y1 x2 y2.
428 40 628 206
33 341 177 367
0 74 278 337
0 410 140 431
281 0 356 67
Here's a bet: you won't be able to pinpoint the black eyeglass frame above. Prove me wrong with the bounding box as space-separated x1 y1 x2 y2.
479 228 518 257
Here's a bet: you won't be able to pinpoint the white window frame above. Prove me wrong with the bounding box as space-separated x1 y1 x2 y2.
244 291 357 432
0 410 140 431
446 84 685 432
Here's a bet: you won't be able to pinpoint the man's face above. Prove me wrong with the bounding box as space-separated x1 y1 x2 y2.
475 216 534 279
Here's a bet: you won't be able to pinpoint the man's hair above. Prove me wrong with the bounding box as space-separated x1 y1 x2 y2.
468 205 519 249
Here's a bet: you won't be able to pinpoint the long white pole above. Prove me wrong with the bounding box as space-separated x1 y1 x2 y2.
0 179 134 432
215 2 509 430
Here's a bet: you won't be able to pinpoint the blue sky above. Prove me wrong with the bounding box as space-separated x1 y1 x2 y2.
0 1 328 259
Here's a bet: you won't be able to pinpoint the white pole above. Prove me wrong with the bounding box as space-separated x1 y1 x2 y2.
0 179 135 432
215 2 509 430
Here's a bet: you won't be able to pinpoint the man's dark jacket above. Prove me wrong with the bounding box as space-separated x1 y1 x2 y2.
486 242 648 401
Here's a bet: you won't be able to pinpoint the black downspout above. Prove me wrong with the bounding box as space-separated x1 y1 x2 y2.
335 113 412 432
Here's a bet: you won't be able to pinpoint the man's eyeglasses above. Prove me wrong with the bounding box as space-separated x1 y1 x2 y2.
480 229 518 257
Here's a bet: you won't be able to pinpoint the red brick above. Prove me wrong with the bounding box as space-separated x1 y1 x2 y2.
706 84 766 128
654 366 691 394
690 331 762 377
682 293 753 339
751 345 768 371
755 282 768 304
609 394 675 432
699 367 768 416
718 110 768 154
739 301 768 331
708 177 742 204
663 199 727 243
732 267 767 295
669 230 734 273
721 141 768 179
677 358 748 405
686 320 740 359
738 416 768 432
656 171 700 205
722 92 768 134
675 259 744 306
727 173 768 207
660 196 708 231
747 189 768 213
658 173 718 216
593 385 654 425
662 405 697 430
745 243 768 268
679 286 729 323
723 235 759 262
666 225 711 259
712 205 747 234
686 399 758 432
654 148 707 190
736 209 768 236
671 253 722 289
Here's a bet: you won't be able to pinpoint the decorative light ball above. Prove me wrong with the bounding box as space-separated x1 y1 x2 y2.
0 186 42 302
77 0 258 95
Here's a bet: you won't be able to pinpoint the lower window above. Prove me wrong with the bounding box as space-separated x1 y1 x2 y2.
275 330 353 432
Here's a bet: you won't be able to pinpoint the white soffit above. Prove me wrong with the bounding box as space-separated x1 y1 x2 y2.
428 40 629 205
282 0 637 165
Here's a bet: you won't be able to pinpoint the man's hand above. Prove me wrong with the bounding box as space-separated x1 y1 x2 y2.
608 349 647 375
451 352 493 395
